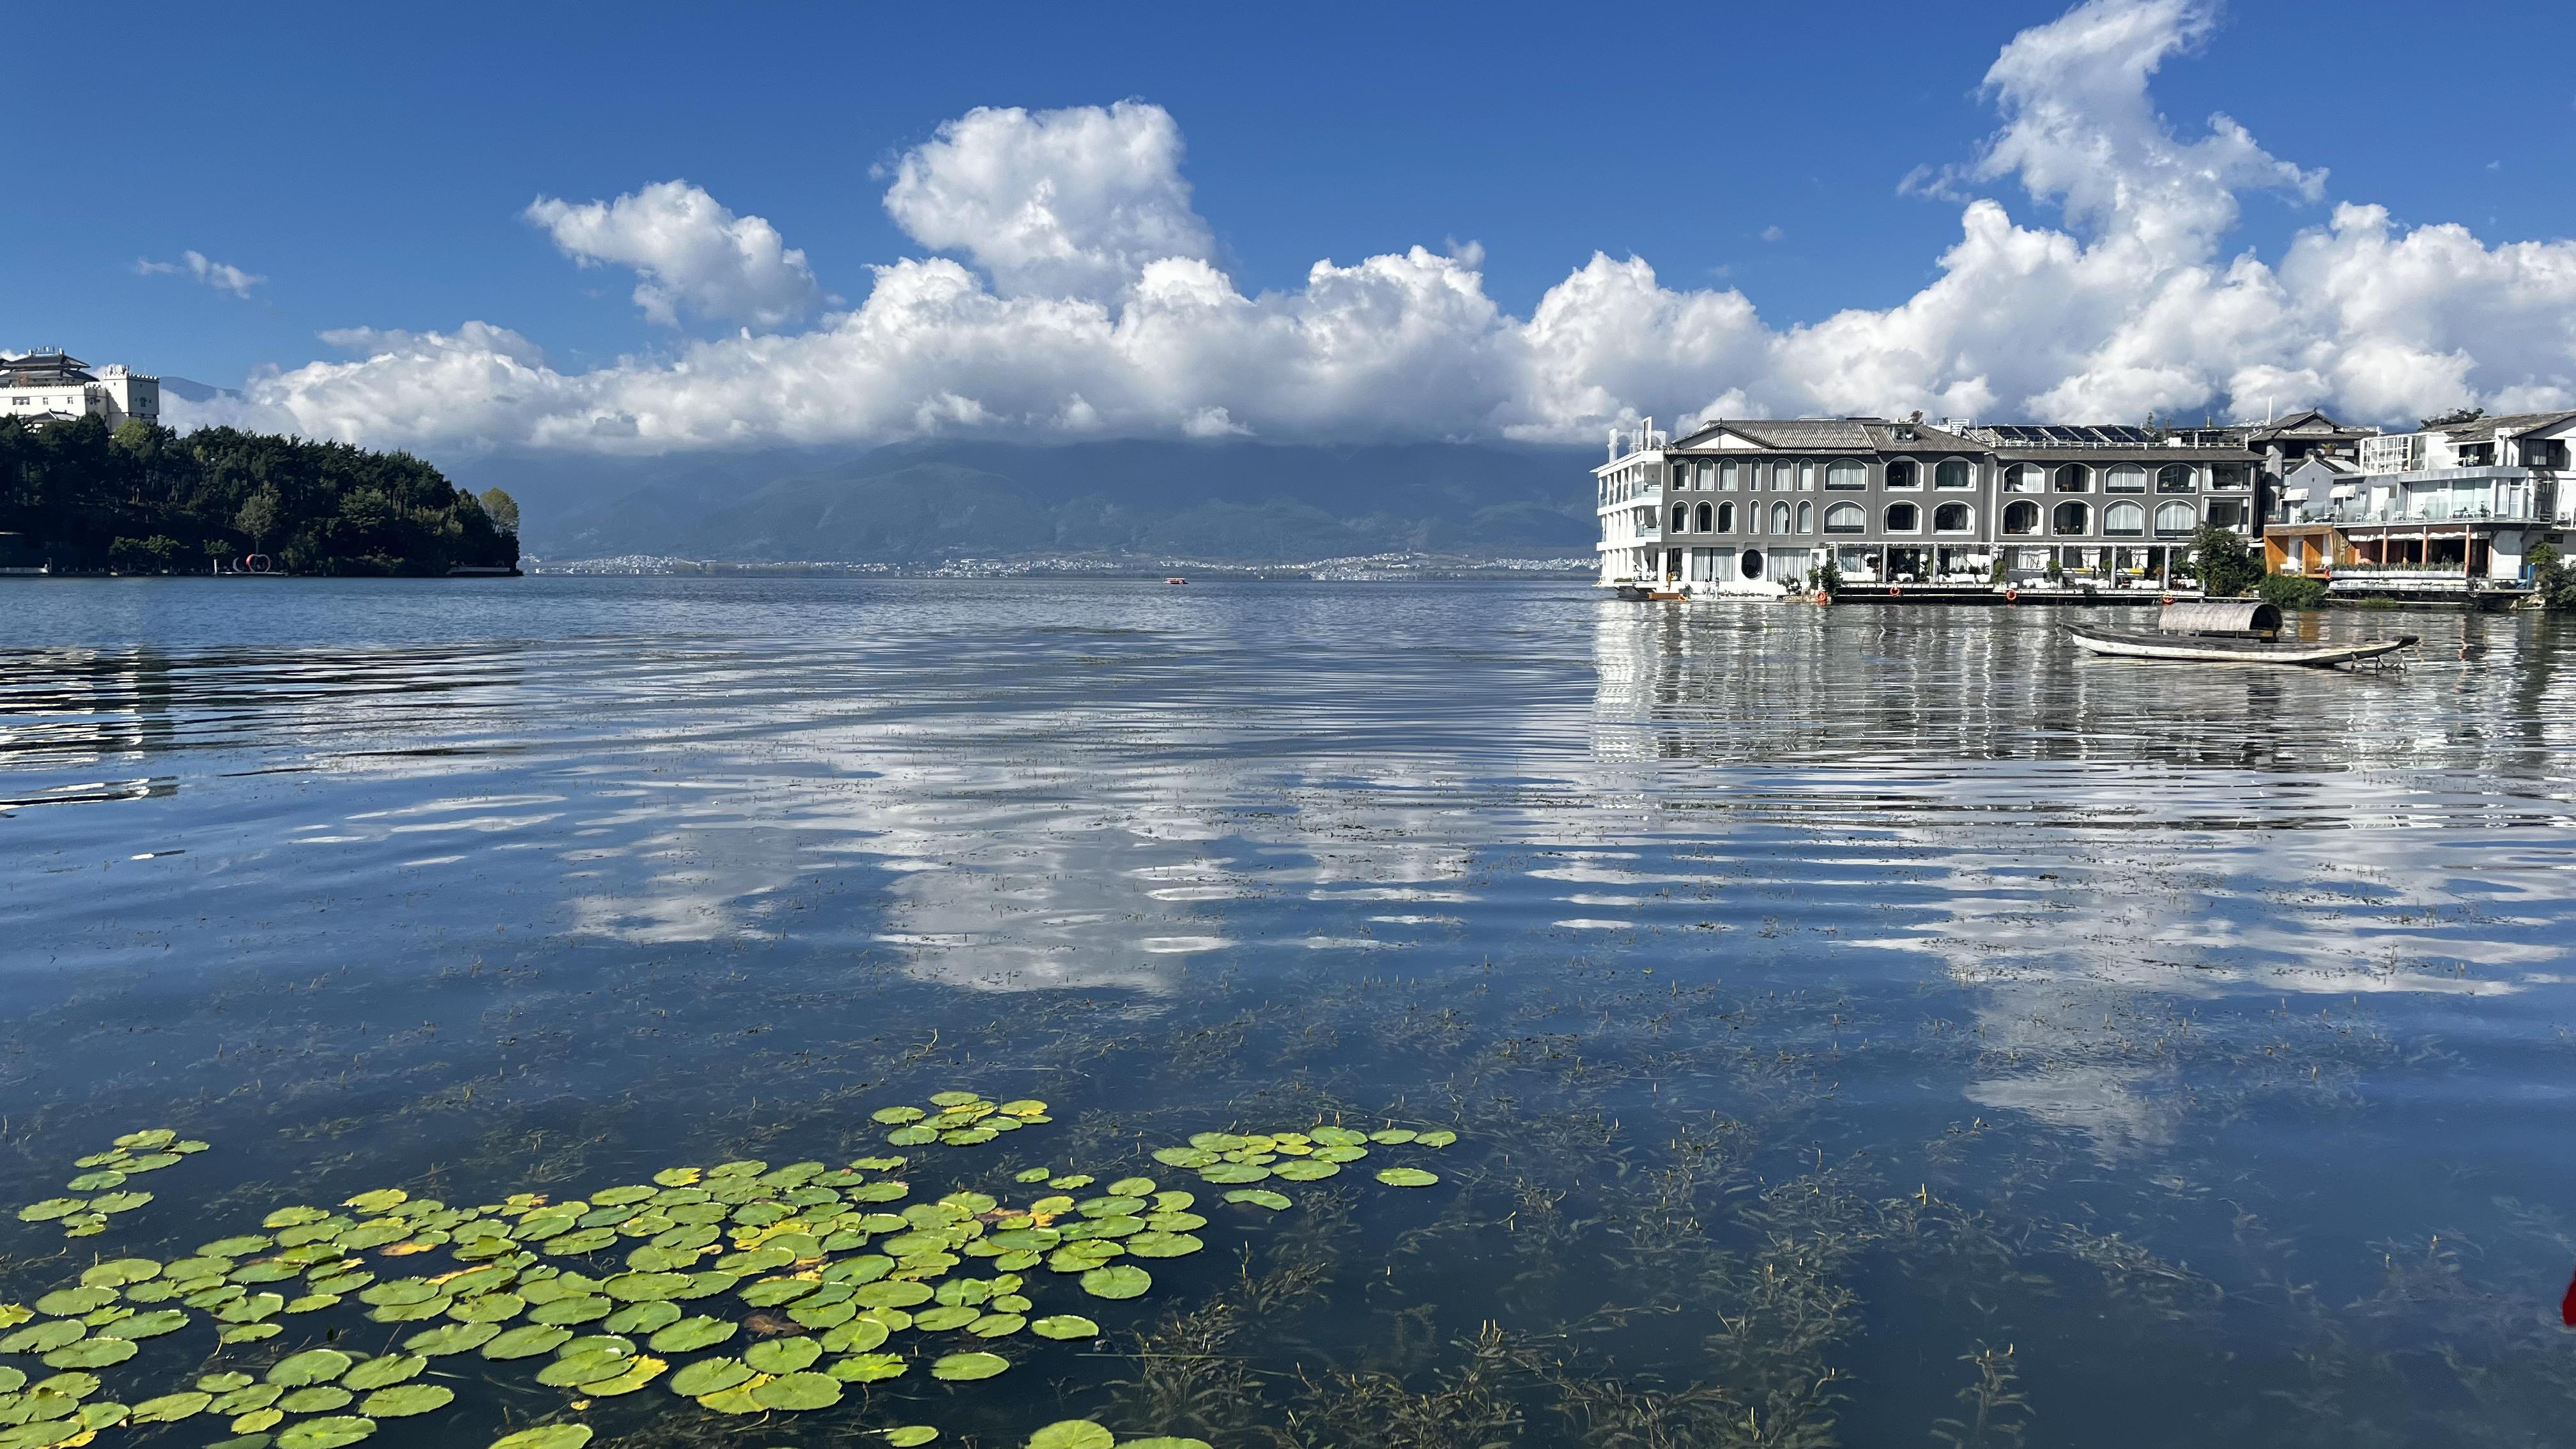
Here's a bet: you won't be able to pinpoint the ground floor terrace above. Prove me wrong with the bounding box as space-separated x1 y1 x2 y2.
2266 521 2557 583
1599 540 2211 594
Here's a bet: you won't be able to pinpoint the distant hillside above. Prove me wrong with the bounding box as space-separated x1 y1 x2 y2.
453 440 1598 564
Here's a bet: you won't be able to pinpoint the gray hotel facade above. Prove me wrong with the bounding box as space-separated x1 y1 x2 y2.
1595 415 2268 595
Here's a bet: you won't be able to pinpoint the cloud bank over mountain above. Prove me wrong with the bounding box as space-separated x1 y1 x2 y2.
176 0 2576 455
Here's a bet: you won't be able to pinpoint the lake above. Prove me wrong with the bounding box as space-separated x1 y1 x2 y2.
3 577 2572 1448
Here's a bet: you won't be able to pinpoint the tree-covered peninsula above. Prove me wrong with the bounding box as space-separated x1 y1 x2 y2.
0 414 518 575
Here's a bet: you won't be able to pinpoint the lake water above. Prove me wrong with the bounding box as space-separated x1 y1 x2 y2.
4 578 2573 1448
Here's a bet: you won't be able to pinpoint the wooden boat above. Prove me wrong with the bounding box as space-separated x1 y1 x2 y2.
2065 601 2416 667
1164 576 1187 585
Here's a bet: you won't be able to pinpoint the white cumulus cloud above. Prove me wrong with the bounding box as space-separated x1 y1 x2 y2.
882 100 1216 299
174 0 2576 456
137 250 264 299
525 180 822 328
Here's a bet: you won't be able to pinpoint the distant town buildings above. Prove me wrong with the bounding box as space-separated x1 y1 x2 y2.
1596 406 2574 600
1 351 160 431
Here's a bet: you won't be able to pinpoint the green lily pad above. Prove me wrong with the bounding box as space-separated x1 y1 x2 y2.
535 1351 632 1388
582 1354 667 1396
488 1427 594 1449
270 1350 354 1386
1375 1167 1439 1188
1197 1163 1269 1184
1078 1265 1151 1300
1123 1231 1204 1258
17 1199 88 1223
739 1276 817 1308
198 1372 256 1393
929 1351 1009 1381
129 1391 215 1423
1029 1421 1116 1449
542 1229 617 1255
34 1287 115 1316
264 1206 330 1229
912 1305 978 1331
66 1170 127 1191
885 1427 939 1447
967 1312 1025 1338
1310 1126 1367 1146
280 1386 356 1413
1030 1314 1099 1340
1223 1190 1292 1211
1369 1129 1419 1144
1 1321 86 1353
668 1357 753 1397
885 1126 940 1147
360 1383 453 1418
1270 1160 1340 1181
479 1325 572 1360
744 1337 821 1375
448 1292 525 1322
829 1352 908 1383
750 1371 842 1411
404 1322 500 1356
342 1355 427 1391
1416 1130 1457 1147
1121 1439 1217 1449
99 1309 188 1339
359 1280 439 1307
42 1337 137 1369
79 1259 160 1287
277 1415 377 1448
602 1271 691 1302
602 1299 681 1335
645 1315 734 1354
1312 1146 1368 1163
852 1280 933 1310
870 1107 926 1124
220 1321 283 1343
343 1188 408 1214
525 1295 611 1326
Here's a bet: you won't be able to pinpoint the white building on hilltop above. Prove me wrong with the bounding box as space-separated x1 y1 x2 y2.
1 351 160 431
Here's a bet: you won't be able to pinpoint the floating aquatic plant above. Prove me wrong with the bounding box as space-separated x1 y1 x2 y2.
0 1096 1456 1449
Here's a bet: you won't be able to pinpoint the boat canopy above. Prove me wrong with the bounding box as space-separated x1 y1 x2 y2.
2158 600 2280 638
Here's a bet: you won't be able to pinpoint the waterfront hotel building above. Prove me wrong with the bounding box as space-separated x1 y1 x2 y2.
1596 415 2263 594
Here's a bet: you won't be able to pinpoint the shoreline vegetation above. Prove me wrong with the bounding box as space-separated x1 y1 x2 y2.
0 415 518 578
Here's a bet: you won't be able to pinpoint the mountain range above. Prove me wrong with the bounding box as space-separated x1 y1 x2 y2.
446 440 1602 565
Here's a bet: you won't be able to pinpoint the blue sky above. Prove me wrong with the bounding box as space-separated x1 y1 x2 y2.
12 0 2575 448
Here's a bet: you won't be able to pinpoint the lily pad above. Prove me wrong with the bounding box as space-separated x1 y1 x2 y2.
526 1295 611 1326
1078 1265 1151 1300
277 1416 377 1448
360 1384 454 1417
1416 1130 1458 1147
1197 1163 1269 1184
602 1300 681 1335
1029 1421 1116 1449
280 1386 356 1413
42 1337 137 1369
929 1351 1009 1381
602 1271 691 1302
535 1351 633 1388
1270 1160 1340 1181
829 1352 908 1383
870 1107 926 1124
646 1315 734 1354
1 1321 86 1353
270 1350 354 1386
912 1305 979 1331
1123 1231 1204 1258
751 1371 842 1411
885 1428 939 1447
403 1322 501 1356
1031 1314 1099 1340
129 1391 214 1423
99 1309 188 1339
34 1287 115 1316
581 1354 667 1396
343 1355 427 1390
853 1280 934 1310
79 1258 160 1287
1369 1129 1419 1144
668 1358 755 1397
1375 1167 1440 1188
967 1312 1025 1338
1121 1439 1217 1449
1223 1190 1292 1211
17 1199 88 1223
744 1337 821 1375
479 1325 572 1360
489 1427 594 1449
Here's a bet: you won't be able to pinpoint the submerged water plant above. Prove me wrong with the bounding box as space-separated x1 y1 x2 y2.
0 1096 1452 1449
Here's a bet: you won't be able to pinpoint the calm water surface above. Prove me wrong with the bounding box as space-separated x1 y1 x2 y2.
4 578 2574 1448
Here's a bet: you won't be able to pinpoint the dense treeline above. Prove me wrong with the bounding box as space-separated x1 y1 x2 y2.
0 415 518 575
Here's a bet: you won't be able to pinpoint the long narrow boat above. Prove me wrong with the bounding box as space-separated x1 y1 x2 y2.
2066 601 2416 668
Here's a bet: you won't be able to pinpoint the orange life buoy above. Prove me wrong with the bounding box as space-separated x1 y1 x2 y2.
1814 589 1832 606
1889 583 1903 598
2159 593 2175 606
2004 586 2020 603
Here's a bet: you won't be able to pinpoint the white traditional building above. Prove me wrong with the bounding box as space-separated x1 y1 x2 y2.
2266 410 2575 594
1 351 160 430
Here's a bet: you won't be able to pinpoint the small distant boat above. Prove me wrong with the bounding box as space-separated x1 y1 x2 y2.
1164 576 1187 586
2066 601 2416 667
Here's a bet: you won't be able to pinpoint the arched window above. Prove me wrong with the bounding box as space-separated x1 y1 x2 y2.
1798 461 1818 491
1770 502 1792 534
1933 502 1972 533
1884 459 1918 489
1719 460 1740 491
1715 502 1735 532
1936 458 1973 489
2054 464 2091 493
1749 500 1763 535
1885 502 1920 533
1774 461 1796 490
2156 464 2194 493
2154 501 2196 537
2052 501 2091 535
2002 500 2041 535
2103 501 2145 537
2005 464 2046 493
1826 459 1868 490
1796 500 1813 533
2104 464 2146 493
1824 502 1865 534
1695 502 1713 532
1672 503 1689 532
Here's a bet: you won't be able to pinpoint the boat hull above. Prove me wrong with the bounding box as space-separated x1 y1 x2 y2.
2064 623 2416 666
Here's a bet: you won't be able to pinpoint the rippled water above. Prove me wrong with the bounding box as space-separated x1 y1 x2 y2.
4 577 2574 1448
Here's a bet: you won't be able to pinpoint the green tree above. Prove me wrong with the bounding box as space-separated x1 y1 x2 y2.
2182 524 2261 597
2529 541 2576 610
234 489 281 554
478 487 520 537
